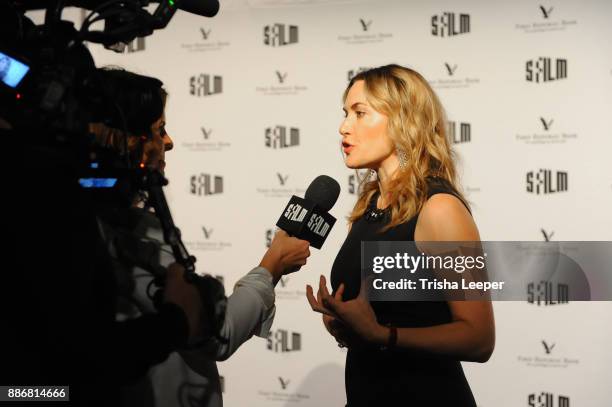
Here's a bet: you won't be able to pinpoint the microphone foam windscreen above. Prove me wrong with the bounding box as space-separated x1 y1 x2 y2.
304 175 340 212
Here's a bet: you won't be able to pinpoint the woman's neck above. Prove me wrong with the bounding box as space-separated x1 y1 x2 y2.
375 155 400 207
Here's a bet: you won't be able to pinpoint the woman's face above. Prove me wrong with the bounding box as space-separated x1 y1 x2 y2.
340 80 395 170
142 113 174 172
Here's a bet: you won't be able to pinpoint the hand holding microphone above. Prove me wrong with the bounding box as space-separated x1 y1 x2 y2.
259 175 341 281
259 230 311 285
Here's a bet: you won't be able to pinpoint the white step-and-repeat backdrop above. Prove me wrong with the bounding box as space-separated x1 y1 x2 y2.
33 0 612 405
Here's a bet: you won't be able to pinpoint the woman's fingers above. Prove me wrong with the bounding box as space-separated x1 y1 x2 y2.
335 283 345 300
319 275 332 298
306 285 320 310
306 284 336 317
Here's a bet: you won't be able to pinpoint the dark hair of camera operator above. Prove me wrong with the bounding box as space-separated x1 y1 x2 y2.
89 67 174 173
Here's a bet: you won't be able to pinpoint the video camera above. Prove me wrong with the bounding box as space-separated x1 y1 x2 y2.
0 0 227 346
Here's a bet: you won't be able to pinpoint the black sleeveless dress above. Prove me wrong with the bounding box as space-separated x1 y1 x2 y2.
330 178 477 407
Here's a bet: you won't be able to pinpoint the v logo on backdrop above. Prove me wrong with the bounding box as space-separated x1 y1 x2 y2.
541 229 554 241
279 277 290 288
201 127 212 139
359 19 373 31
276 71 288 84
202 227 213 239
541 340 555 354
278 377 290 390
200 28 211 39
540 117 553 131
445 63 458 76
539 6 554 19
277 173 289 186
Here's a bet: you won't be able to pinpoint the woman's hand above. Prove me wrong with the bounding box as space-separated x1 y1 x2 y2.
307 275 387 345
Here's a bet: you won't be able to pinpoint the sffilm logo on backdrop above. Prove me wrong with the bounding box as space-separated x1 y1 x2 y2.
265 229 274 247
527 281 569 306
526 169 568 194
526 58 567 82
264 24 299 47
348 170 370 194
190 174 224 196
267 329 301 352
265 126 300 149
127 37 145 53
432 13 470 37
190 74 223 97
348 175 358 195
528 392 570 407
447 121 471 144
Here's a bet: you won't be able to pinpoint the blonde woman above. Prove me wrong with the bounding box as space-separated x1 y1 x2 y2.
307 64 494 406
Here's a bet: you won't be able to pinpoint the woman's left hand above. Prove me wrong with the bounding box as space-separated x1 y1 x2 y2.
307 275 387 345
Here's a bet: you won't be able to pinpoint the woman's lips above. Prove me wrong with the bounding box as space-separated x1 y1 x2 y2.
342 142 354 154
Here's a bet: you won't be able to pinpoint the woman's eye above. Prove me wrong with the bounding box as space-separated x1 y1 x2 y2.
356 111 365 117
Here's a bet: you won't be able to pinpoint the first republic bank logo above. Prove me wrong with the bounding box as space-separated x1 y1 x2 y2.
264 24 299 47
180 28 231 52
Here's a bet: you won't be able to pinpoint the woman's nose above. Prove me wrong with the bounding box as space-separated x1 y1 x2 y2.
339 118 351 136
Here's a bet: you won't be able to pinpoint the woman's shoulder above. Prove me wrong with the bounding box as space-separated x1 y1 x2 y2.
416 180 479 241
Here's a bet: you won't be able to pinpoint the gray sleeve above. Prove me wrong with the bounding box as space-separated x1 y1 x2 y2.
181 266 276 365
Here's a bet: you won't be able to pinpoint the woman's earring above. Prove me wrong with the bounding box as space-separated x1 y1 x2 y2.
396 146 408 170
368 169 377 180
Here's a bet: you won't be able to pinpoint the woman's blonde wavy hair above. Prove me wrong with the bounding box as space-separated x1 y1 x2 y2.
346 64 469 231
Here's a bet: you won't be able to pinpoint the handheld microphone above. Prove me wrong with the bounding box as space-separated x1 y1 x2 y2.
276 175 341 249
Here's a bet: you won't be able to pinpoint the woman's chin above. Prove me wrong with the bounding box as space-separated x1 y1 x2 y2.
345 158 361 169
345 159 370 171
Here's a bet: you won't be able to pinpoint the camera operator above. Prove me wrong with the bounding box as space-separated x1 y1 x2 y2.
89 68 311 406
